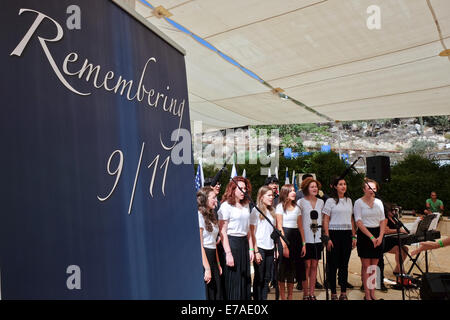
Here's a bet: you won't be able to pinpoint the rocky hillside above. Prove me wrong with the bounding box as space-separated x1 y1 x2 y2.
194 117 450 166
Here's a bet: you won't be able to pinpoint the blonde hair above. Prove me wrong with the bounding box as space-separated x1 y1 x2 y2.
256 186 275 220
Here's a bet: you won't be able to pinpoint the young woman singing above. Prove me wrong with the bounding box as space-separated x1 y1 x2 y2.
198 187 223 300
250 186 276 300
322 177 356 300
354 178 387 301
275 184 306 300
218 176 253 300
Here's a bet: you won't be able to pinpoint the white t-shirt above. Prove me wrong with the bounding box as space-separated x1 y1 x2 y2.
322 198 353 231
298 198 324 244
250 208 275 250
218 201 251 237
198 211 219 249
353 198 385 228
275 203 301 229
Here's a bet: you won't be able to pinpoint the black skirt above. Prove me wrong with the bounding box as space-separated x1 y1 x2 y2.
204 248 223 300
357 227 382 259
278 227 306 283
304 243 323 260
223 235 251 300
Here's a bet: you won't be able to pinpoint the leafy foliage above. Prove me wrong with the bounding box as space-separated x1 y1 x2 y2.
405 139 437 155
379 155 449 215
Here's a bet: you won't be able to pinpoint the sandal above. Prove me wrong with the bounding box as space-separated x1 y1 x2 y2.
303 295 310 300
310 295 317 300
339 294 348 300
331 294 338 300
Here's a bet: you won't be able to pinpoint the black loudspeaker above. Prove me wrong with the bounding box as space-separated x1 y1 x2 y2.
420 273 450 300
366 156 390 184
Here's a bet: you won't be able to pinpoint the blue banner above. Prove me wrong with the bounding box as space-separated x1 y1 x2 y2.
0 0 203 299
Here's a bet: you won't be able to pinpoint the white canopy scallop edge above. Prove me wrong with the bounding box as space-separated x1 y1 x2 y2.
127 0 450 132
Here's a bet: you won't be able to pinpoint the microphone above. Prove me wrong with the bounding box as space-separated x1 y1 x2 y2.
310 210 319 234
211 167 228 187
338 156 363 181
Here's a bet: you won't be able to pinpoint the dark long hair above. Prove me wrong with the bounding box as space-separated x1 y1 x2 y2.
330 176 350 205
221 176 252 206
197 187 218 232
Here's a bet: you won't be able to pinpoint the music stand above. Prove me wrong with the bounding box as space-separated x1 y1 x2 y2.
415 214 437 234
406 214 437 275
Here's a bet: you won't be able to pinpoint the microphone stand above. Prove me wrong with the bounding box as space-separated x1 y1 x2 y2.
312 225 329 301
392 213 407 300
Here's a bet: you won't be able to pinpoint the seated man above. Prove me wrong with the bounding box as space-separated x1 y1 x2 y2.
424 191 444 215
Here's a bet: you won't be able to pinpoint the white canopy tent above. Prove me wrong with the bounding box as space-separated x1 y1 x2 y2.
128 0 450 132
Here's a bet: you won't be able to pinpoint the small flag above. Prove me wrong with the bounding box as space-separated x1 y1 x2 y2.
293 170 298 191
242 168 247 178
199 159 204 187
231 161 238 178
195 162 203 191
285 167 290 185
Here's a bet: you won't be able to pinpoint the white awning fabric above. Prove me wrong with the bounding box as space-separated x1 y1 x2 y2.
132 0 450 132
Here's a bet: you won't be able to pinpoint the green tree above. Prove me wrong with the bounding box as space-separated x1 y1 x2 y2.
379 155 449 215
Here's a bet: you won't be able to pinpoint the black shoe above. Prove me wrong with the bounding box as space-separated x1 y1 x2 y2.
297 282 303 290
315 281 323 289
360 285 365 292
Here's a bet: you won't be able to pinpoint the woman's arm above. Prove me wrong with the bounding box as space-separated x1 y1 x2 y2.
323 214 333 251
215 248 222 275
276 214 290 258
411 238 450 255
297 215 307 257
351 216 357 248
219 220 234 267
356 220 377 247
199 228 211 283
248 226 255 263
276 215 287 247
377 218 387 245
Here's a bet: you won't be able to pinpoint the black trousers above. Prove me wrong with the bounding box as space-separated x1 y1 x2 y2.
252 248 274 300
326 230 352 294
204 248 223 300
